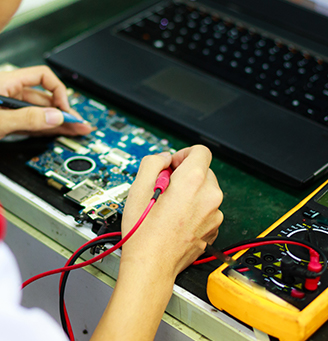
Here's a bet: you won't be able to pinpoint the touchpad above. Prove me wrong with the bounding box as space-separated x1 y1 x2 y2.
142 67 239 120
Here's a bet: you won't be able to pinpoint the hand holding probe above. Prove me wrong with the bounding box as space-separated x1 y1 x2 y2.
153 168 239 268
152 167 173 200
0 94 85 123
155 167 173 192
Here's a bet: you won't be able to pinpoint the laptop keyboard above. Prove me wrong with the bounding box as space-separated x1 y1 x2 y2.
119 1 328 126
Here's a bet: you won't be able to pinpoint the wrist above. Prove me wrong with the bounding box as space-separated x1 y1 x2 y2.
119 253 177 286
91 251 176 341
120 252 176 285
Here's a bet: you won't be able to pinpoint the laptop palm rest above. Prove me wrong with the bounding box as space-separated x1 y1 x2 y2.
141 66 239 120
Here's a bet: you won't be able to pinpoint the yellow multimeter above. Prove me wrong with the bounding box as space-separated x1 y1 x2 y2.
207 180 328 341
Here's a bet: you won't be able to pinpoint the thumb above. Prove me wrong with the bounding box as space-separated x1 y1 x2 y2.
0 107 64 138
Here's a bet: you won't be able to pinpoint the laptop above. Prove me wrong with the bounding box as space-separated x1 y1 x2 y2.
46 0 328 188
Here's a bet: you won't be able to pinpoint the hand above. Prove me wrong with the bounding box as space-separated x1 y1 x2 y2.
90 145 223 341
121 144 223 278
0 66 93 139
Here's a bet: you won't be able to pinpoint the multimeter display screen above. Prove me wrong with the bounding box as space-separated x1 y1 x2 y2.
316 190 328 208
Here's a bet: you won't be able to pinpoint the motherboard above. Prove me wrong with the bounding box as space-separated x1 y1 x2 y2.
27 89 174 236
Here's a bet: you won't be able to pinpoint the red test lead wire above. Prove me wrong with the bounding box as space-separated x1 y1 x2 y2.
22 167 173 288
22 168 173 340
59 231 122 341
58 198 157 341
193 239 326 266
22 199 156 288
60 168 173 340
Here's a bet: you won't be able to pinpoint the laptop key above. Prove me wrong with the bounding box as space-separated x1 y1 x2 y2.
119 1 328 128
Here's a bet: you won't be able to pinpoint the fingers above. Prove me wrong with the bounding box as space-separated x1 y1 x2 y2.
206 168 220 190
14 122 94 138
207 228 220 246
0 107 64 139
21 88 84 119
0 67 93 138
21 87 85 121
132 152 173 192
171 145 212 173
21 87 54 107
197 170 223 244
202 210 223 244
121 144 224 276
3 66 70 111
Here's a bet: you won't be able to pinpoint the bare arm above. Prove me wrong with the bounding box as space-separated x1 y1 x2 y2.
91 145 224 341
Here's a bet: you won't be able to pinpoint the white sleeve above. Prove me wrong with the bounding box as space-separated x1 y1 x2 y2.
0 242 69 341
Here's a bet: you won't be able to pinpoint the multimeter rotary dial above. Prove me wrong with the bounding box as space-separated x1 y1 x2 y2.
207 182 328 341
280 223 328 263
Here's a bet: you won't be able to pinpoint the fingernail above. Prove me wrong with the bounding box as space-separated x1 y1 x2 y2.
158 151 171 160
44 108 63 125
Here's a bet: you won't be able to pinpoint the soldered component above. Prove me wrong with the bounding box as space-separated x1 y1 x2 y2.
82 205 118 221
66 178 131 208
104 148 131 167
47 178 64 191
88 99 107 111
112 148 130 159
45 170 75 188
111 121 127 131
95 131 105 138
141 131 157 144
64 179 101 204
96 206 117 219
110 167 120 174
132 136 146 145
115 187 130 202
56 136 90 155
54 147 64 154
89 140 110 154
149 145 158 152
107 182 131 203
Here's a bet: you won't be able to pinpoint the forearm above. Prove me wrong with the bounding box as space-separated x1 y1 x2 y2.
90 259 175 341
